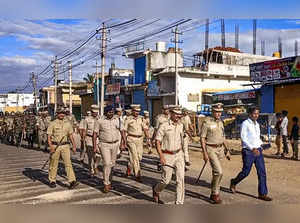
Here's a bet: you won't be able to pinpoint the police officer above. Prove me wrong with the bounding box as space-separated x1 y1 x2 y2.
114 107 123 159
6 112 14 144
181 108 194 167
153 106 185 204
152 105 170 142
94 105 121 193
81 106 99 177
79 111 91 164
121 104 150 182
25 111 37 148
143 111 153 154
47 107 79 189
13 111 25 147
37 111 50 151
200 103 230 204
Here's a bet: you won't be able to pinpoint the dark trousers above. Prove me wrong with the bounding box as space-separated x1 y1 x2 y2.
282 135 289 154
232 148 268 196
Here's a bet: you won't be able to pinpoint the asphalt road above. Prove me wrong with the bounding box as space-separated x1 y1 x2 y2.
0 142 299 205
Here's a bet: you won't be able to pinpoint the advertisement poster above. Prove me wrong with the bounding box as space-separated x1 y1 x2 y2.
250 56 300 82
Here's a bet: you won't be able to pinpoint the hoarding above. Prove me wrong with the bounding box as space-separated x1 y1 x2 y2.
250 56 300 82
105 83 120 96
216 91 256 101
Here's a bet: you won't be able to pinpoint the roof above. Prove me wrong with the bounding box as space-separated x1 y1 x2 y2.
213 88 259 96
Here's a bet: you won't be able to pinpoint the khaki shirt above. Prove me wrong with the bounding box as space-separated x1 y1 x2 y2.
156 120 184 151
124 116 147 136
37 117 48 131
81 116 97 146
64 115 77 127
200 117 225 145
94 117 120 143
181 115 191 132
47 119 73 143
154 114 169 129
143 117 151 128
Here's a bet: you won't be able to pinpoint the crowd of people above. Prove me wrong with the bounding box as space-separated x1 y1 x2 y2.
0 103 280 204
275 110 299 160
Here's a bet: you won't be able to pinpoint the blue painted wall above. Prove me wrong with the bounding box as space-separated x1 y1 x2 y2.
134 56 146 84
260 85 274 113
133 90 147 112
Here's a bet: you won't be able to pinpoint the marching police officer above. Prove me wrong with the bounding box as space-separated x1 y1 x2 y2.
121 104 150 182
47 107 79 189
153 106 185 204
200 103 230 204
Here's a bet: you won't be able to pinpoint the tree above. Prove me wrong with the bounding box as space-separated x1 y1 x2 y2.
83 73 95 83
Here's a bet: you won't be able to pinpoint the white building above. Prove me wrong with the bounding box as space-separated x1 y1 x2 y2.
0 93 34 112
148 47 277 113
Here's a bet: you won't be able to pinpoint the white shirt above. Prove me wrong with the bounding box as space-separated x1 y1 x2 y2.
281 117 288 136
241 118 263 150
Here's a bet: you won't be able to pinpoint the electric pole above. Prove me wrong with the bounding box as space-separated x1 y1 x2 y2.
68 61 72 114
54 56 58 113
295 40 298 56
221 19 225 48
205 19 209 50
261 40 265 56
100 23 107 116
253 19 257 55
93 60 101 108
235 24 239 49
172 26 183 106
31 72 37 112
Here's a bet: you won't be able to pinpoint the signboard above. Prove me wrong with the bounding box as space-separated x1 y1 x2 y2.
250 56 300 82
216 91 256 101
105 83 120 96
187 93 199 102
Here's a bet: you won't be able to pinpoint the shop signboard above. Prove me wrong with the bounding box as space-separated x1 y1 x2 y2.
106 83 120 96
250 56 300 82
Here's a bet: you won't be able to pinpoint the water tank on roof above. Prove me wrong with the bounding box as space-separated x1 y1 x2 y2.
156 42 166 52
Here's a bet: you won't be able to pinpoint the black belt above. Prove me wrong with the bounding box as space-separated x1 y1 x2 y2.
99 140 118 144
52 142 70 146
87 134 93 137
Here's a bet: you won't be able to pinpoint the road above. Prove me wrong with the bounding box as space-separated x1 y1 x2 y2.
1 141 299 205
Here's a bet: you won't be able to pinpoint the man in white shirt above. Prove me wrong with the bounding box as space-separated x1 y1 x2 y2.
281 110 289 156
230 107 272 202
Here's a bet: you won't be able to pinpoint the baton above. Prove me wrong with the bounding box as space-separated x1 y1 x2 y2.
195 161 208 184
41 154 52 170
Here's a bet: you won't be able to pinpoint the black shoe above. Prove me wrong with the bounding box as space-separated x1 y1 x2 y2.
69 181 79 189
49 182 56 188
185 161 191 167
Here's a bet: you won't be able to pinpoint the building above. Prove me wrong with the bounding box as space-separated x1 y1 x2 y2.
0 93 34 112
40 81 92 119
146 47 276 120
249 56 300 132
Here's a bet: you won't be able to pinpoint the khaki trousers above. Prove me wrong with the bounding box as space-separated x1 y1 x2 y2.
183 136 190 163
48 145 76 183
275 135 283 154
154 150 185 204
99 141 118 185
38 131 47 148
207 145 224 195
86 145 98 174
127 136 144 176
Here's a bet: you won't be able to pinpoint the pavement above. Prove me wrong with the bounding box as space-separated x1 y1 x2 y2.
1 141 300 205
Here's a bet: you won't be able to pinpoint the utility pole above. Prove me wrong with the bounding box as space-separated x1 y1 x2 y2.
31 72 37 112
253 19 257 55
54 56 58 113
278 37 282 58
235 24 239 49
100 23 107 116
205 18 209 50
172 26 183 106
261 40 265 56
68 61 72 114
295 40 298 56
221 19 225 48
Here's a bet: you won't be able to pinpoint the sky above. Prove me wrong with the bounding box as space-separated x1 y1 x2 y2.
0 0 300 93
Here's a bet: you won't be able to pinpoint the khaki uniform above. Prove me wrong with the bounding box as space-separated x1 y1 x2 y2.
113 114 123 155
37 116 49 149
181 115 192 163
201 117 225 195
154 114 169 130
124 116 147 176
81 116 98 174
47 119 76 183
154 120 185 204
143 116 153 153
94 117 120 185
79 118 87 161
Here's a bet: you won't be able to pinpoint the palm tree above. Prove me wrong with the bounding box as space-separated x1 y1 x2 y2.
83 73 95 83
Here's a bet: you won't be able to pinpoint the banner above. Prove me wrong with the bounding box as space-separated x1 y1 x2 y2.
250 56 300 82
105 83 120 96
